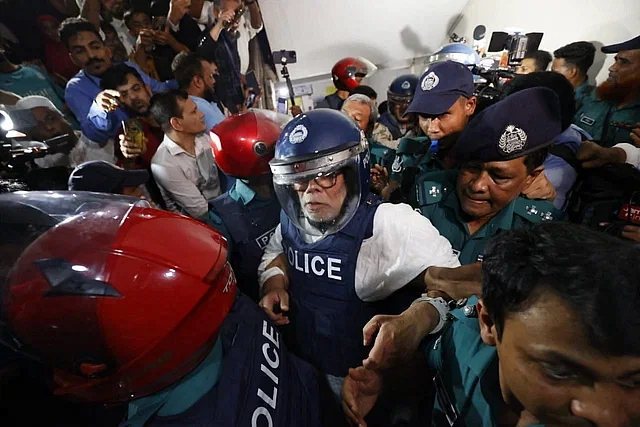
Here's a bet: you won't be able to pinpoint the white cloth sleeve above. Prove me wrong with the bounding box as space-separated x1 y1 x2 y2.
257 224 284 289
614 143 640 169
355 203 460 302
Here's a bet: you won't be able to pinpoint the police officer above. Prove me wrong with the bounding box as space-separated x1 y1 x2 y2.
343 222 640 427
416 87 563 265
257 109 460 397
372 74 420 149
573 35 640 147
315 57 374 110
372 61 478 203
207 111 284 302
0 192 345 427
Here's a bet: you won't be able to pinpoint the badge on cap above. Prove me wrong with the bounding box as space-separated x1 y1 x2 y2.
498 125 528 155
401 80 411 90
421 72 440 91
289 125 308 144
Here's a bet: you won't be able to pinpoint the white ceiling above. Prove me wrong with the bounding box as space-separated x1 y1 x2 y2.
260 0 469 79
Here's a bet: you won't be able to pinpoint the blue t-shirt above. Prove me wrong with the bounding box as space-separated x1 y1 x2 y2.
0 65 65 110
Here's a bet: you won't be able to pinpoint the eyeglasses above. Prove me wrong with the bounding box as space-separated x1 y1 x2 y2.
292 171 341 191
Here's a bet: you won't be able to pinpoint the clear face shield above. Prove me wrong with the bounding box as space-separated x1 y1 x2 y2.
271 137 368 237
387 92 414 124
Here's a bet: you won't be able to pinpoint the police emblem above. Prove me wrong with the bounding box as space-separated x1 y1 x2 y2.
289 124 308 144
391 155 403 173
421 72 439 91
401 80 411 90
498 125 528 154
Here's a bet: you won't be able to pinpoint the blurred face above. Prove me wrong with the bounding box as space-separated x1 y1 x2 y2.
68 31 112 76
115 74 152 115
343 100 371 133
102 0 125 17
31 107 74 141
222 0 242 11
516 58 538 75
39 19 60 42
456 157 538 221
295 172 347 223
551 57 576 82
172 97 207 135
102 28 127 63
419 96 476 140
606 50 640 86
391 102 412 124
127 12 152 37
479 293 640 426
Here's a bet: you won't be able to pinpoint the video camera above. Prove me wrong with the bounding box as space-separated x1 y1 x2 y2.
487 31 544 67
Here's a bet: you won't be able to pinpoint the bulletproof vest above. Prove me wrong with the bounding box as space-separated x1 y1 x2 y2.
549 144 640 237
147 294 331 427
209 193 281 301
280 196 381 377
378 111 403 140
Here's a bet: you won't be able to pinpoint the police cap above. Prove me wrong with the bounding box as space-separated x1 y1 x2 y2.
601 35 640 54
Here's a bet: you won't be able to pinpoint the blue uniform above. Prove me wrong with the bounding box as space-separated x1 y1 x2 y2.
129 293 343 427
208 181 281 301
280 196 382 377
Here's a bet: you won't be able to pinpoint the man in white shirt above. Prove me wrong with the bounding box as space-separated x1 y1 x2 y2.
257 109 461 397
81 0 135 54
149 90 222 220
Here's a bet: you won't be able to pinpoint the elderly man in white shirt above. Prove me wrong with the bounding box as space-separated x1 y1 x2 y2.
149 89 222 220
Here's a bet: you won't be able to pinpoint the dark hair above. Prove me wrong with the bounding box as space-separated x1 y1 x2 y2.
171 51 207 90
482 222 640 356
350 85 378 100
523 50 552 71
553 41 596 77
150 0 169 17
378 100 388 116
100 64 144 90
124 9 150 29
59 17 103 49
149 90 189 131
502 71 576 131
523 146 549 173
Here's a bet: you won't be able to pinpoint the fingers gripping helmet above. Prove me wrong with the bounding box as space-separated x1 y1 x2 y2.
0 192 236 404
270 109 370 237
387 74 419 122
331 57 377 91
210 110 284 179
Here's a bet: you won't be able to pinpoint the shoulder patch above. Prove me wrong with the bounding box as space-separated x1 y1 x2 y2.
417 169 456 206
514 198 562 223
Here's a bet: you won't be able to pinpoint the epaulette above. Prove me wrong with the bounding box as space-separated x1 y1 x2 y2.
416 170 456 205
514 197 562 223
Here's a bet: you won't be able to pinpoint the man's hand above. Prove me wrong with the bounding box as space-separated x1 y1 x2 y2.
577 141 627 168
622 225 640 243
424 264 482 300
216 9 236 29
95 90 120 112
152 29 175 47
137 29 155 48
168 0 191 26
370 164 389 193
258 288 290 325
290 105 303 117
522 172 556 202
631 123 640 148
342 367 383 427
119 134 148 159
362 302 439 370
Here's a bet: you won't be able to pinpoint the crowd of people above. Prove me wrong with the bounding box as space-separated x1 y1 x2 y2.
1 1 640 426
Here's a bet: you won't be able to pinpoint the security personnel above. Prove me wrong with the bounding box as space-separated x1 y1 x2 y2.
372 74 420 148
573 35 640 147
416 87 563 265
374 61 477 203
315 57 375 110
257 109 460 396
343 223 640 427
207 111 284 302
0 192 345 427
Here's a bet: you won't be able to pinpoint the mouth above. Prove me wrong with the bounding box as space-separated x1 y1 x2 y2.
463 194 490 205
304 201 325 210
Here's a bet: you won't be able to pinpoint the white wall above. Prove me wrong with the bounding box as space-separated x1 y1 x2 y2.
451 0 640 84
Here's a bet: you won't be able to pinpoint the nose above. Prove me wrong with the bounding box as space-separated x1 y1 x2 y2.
469 171 490 194
305 178 322 193
571 387 634 427
427 118 439 135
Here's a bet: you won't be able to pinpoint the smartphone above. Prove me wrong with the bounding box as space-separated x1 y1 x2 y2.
272 50 297 64
245 71 260 107
121 119 145 149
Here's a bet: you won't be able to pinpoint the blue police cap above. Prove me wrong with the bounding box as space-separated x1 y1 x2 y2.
601 35 640 53
455 87 562 163
405 61 474 116
68 160 149 193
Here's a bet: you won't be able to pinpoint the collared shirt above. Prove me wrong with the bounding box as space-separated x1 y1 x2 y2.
151 134 222 220
191 95 226 131
418 170 561 265
573 90 640 147
34 131 116 169
258 202 461 301
65 61 176 146
544 125 583 209
109 17 136 55
574 80 595 108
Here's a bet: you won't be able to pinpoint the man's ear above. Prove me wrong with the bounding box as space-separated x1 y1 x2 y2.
145 83 152 95
522 164 544 191
169 116 182 132
477 299 499 347
465 96 477 116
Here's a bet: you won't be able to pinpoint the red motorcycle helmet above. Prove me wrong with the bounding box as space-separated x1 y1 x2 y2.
0 192 236 404
210 111 283 179
331 57 377 91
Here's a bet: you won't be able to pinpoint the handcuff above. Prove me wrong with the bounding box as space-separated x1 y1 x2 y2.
411 291 468 335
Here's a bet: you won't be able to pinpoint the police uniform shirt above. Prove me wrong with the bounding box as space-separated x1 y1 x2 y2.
418 170 561 265
258 202 461 302
573 90 640 147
